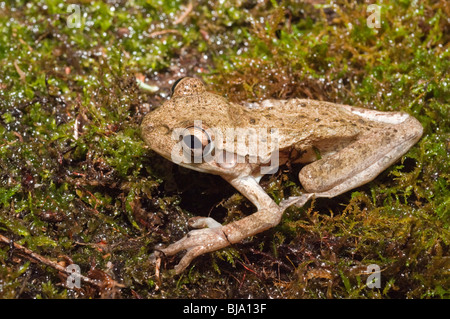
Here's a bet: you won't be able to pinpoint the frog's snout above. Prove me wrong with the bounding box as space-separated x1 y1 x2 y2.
141 113 155 131
140 115 156 145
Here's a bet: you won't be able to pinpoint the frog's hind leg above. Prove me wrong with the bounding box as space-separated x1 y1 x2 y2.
299 115 423 198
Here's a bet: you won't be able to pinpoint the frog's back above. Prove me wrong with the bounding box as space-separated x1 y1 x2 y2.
239 99 367 153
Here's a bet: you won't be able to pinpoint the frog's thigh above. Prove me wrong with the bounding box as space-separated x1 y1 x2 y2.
299 127 419 197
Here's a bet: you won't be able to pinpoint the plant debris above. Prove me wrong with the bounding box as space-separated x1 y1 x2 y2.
0 0 448 299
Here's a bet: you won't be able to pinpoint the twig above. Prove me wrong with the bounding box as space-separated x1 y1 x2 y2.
13 60 26 83
0 234 104 289
148 29 181 38
174 2 193 24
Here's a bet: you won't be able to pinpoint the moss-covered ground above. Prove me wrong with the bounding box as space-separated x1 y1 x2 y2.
0 0 448 298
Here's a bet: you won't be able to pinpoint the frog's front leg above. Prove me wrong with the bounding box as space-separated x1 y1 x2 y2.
154 175 289 274
153 226 230 274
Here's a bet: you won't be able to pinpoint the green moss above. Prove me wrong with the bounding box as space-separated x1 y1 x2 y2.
0 0 448 298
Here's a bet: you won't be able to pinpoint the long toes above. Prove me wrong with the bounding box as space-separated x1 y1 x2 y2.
174 247 205 274
155 227 231 273
159 235 190 256
158 228 222 256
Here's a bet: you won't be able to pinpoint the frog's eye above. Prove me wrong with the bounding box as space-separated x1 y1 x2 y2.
181 126 214 161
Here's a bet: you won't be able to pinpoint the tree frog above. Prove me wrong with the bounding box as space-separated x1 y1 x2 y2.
141 77 423 274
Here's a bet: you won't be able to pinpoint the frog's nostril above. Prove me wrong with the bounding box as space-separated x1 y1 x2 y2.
145 123 154 131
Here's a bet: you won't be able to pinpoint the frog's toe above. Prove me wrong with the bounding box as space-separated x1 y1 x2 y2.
149 243 165 265
158 227 230 274
188 216 222 228
149 252 157 263
173 246 206 274
279 193 314 211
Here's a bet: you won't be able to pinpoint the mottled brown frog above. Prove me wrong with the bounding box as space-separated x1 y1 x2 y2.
141 77 423 274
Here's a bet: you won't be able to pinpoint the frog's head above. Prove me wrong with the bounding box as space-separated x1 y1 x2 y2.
141 77 252 177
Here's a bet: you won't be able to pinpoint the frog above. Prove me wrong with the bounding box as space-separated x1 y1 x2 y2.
140 77 423 274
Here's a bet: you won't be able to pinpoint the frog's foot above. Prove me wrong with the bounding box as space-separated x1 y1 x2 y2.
153 226 230 274
279 193 314 211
